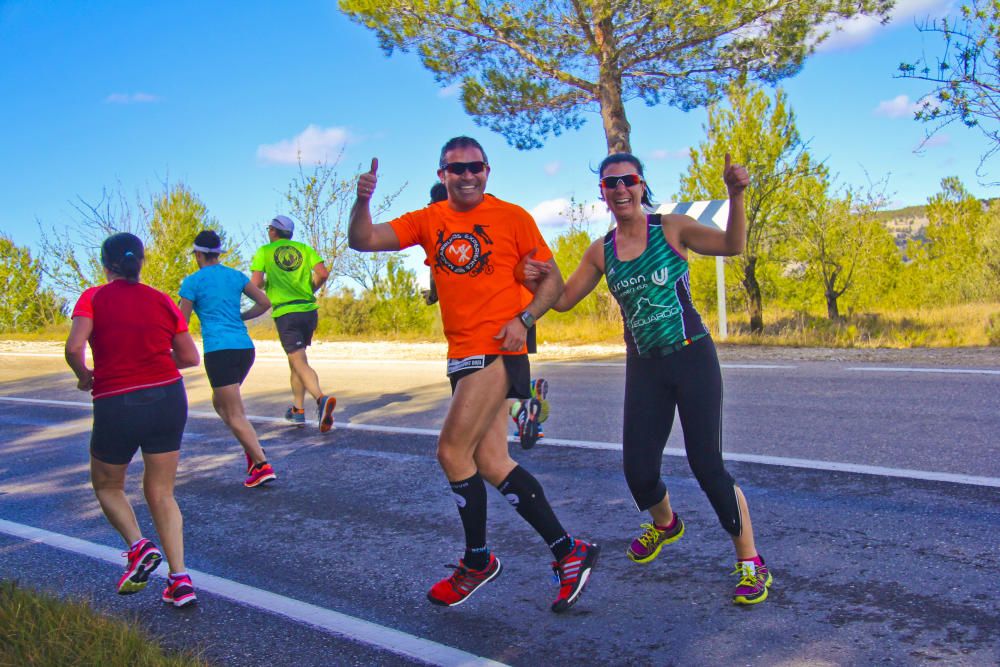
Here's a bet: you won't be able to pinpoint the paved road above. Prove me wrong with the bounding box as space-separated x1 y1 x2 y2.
0 351 998 666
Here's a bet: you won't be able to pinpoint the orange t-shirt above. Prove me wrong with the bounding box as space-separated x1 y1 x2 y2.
389 194 553 358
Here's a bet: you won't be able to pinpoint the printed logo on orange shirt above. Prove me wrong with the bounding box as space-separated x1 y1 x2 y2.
436 232 494 276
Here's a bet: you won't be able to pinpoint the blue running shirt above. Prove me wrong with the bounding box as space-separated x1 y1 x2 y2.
178 264 254 353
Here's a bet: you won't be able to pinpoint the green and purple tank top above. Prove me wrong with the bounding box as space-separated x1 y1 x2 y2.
604 215 709 356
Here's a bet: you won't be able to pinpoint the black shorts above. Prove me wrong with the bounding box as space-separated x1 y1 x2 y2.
204 348 256 388
91 380 188 465
447 354 531 399
275 310 318 353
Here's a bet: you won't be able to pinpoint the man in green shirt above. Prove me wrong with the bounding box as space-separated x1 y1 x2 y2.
250 215 337 432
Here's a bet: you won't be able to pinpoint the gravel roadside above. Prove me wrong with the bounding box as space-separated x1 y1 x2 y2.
3 338 997 367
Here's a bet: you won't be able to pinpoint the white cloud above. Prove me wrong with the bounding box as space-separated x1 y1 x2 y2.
816 0 952 52
530 197 605 227
257 125 351 165
648 148 688 160
105 92 160 104
875 95 920 118
438 82 462 98
544 161 561 176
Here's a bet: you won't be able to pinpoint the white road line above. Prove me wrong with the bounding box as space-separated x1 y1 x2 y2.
846 366 1000 376
2 395 999 489
0 518 508 667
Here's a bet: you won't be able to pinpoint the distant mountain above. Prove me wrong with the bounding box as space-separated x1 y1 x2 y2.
876 198 998 248
877 205 929 247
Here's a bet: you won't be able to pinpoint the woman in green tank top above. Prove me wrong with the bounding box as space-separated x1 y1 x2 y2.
524 151 774 606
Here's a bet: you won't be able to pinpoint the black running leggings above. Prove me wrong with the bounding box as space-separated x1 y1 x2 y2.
622 336 742 536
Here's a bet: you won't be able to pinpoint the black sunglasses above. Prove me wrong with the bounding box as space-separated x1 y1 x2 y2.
600 174 643 189
442 161 488 175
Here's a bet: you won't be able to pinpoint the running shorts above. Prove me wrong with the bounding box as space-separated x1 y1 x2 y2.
447 354 531 399
275 310 318 353
90 379 187 465
203 348 256 388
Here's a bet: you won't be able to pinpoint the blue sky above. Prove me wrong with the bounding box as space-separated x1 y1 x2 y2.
0 0 992 285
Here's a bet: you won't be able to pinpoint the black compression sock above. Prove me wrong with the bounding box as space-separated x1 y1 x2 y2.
450 473 489 570
498 465 572 561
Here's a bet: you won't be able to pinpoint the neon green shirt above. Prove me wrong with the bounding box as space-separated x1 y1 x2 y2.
250 239 324 318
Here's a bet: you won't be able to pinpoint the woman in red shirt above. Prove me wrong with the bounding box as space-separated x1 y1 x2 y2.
65 233 201 607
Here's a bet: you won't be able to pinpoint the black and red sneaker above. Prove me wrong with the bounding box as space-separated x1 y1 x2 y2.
427 554 502 607
551 539 600 613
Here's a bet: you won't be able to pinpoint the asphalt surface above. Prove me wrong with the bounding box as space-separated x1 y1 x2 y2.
1 350 998 666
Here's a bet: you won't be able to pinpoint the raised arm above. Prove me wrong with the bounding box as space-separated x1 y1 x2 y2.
349 157 402 252
677 152 749 257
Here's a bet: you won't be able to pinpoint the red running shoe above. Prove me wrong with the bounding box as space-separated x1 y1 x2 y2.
162 574 197 608
427 554 502 607
116 538 162 595
551 539 600 613
245 461 277 488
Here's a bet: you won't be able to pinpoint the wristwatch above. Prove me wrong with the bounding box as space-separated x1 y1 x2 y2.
518 310 536 329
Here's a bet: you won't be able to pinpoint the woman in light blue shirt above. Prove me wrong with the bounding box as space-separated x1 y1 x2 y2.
179 230 275 488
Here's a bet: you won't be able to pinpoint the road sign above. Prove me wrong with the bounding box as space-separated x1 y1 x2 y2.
654 200 731 339
656 200 730 231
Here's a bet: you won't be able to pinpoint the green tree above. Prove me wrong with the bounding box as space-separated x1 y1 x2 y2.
548 198 618 322
38 182 231 298
906 177 999 302
341 0 891 153
142 184 233 296
283 154 404 294
899 1 1000 177
785 182 902 319
0 235 64 332
369 255 434 334
679 82 826 333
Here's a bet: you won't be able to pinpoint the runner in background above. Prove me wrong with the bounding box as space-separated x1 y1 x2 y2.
349 136 599 613
65 232 200 607
250 215 337 432
523 151 773 605
179 230 275 488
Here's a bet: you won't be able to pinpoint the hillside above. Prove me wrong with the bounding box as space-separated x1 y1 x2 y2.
878 204 929 247
877 197 998 248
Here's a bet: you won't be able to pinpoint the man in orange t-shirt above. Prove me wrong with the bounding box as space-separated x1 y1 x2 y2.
349 136 599 613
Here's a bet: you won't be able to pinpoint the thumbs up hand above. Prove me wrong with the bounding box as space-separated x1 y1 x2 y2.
722 152 749 196
357 158 379 201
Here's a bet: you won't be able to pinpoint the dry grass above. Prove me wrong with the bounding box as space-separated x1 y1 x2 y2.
8 304 1000 349
706 302 1000 348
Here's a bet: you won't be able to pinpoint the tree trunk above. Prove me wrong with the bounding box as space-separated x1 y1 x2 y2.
742 255 764 334
825 290 841 321
593 12 630 154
